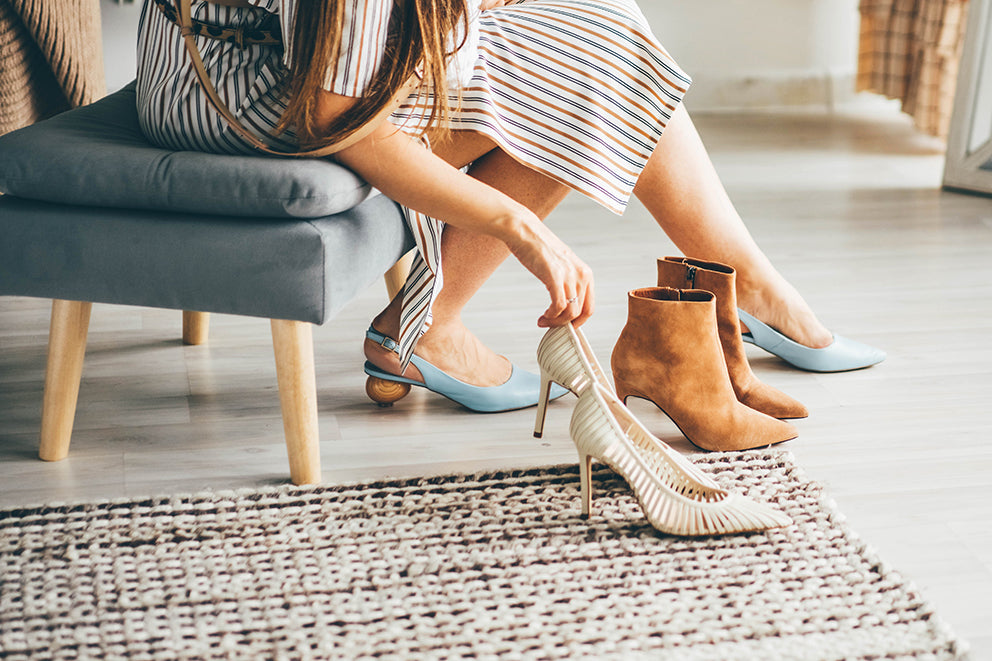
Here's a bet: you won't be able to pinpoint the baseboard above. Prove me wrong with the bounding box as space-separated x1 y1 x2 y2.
682 71 858 112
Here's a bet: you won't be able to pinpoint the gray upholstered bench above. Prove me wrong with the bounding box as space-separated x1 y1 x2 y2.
0 83 414 485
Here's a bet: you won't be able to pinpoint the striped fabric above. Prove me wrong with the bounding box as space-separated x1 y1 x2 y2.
321 0 391 96
395 0 690 215
136 0 690 369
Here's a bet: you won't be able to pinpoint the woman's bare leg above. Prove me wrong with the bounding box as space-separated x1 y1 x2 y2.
365 132 571 385
634 103 833 348
366 101 834 388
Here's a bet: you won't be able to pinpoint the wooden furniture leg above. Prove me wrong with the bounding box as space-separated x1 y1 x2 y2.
182 311 210 345
39 299 92 461
383 249 414 300
271 319 321 485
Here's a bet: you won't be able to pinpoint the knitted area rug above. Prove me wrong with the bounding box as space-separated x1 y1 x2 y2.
0 451 966 660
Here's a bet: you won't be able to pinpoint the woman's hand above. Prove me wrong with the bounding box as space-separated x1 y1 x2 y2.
334 117 594 327
479 0 510 10
496 209 595 328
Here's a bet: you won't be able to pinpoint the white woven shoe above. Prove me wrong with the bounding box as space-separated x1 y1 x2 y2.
570 382 792 536
536 323 713 487
534 323 612 438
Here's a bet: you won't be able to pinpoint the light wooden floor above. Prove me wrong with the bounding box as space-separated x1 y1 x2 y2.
2 103 990 656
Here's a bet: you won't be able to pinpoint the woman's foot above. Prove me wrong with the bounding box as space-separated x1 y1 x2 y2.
364 305 513 388
735 273 833 349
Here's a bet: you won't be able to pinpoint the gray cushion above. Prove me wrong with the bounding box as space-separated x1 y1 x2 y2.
0 194 412 324
0 83 374 219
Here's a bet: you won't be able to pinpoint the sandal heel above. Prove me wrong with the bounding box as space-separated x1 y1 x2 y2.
533 323 614 437
365 375 411 406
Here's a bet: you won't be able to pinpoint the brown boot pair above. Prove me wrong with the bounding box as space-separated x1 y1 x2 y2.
611 257 807 452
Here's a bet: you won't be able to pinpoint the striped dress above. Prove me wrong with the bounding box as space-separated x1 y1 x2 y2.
136 0 691 367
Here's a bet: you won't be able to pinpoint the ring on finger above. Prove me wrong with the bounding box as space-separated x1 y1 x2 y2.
566 296 579 304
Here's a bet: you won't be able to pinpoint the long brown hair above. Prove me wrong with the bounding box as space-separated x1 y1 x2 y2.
277 0 470 148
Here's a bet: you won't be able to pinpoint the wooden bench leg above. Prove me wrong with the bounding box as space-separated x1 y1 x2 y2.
271 319 321 485
182 311 210 345
384 250 414 300
39 300 92 462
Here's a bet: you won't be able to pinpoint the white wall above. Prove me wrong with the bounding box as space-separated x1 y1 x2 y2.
101 0 142 92
100 0 862 109
643 0 861 110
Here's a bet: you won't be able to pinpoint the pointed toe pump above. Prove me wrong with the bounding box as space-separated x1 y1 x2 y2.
571 383 792 536
738 309 886 373
363 326 568 413
611 288 798 451
657 257 807 419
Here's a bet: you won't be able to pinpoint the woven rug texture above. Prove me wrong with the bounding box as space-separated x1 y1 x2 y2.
0 451 966 660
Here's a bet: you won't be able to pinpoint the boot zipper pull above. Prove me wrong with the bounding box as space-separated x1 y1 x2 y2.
685 265 697 288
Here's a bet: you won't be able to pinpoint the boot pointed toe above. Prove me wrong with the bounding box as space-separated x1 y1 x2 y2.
611 287 801 452
739 383 809 419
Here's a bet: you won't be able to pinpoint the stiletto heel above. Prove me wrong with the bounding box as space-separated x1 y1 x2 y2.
578 451 593 517
534 370 554 438
569 383 791 535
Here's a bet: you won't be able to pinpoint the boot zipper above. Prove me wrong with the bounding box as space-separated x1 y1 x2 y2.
685 265 697 288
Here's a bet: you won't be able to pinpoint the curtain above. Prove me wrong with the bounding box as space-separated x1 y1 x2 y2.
857 0 969 139
0 0 105 136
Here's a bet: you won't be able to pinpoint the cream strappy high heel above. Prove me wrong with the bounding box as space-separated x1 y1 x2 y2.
536 323 791 535
570 382 792 535
536 323 714 485
534 323 610 438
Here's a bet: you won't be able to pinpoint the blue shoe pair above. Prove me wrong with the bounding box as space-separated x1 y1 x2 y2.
737 309 886 372
364 326 569 413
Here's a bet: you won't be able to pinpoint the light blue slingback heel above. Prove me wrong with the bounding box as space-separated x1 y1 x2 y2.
363 326 569 412
737 309 885 373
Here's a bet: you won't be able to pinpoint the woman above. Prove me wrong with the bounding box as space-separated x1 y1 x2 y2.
136 0 884 418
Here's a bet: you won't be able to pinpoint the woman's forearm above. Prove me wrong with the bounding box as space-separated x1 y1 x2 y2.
333 117 595 328
315 87 532 241
335 122 534 244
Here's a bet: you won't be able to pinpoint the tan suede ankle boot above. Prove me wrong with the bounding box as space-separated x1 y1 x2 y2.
657 257 808 419
611 288 798 451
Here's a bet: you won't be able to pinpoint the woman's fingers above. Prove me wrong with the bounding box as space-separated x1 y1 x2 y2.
500 209 594 328
537 261 594 328
573 281 595 327
538 294 592 327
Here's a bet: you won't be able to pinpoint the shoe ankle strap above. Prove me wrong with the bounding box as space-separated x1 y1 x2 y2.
366 326 399 353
